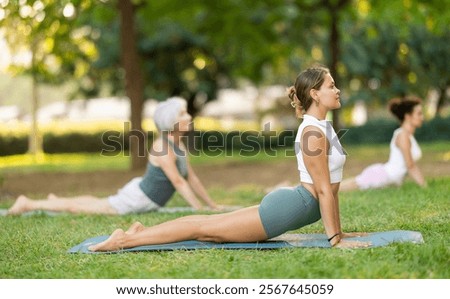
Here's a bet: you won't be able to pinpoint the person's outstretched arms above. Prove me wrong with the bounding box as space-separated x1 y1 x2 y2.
396 131 427 187
339 177 359 192
186 163 221 210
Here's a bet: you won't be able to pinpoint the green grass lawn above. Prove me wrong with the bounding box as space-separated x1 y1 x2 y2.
0 143 449 279
0 178 448 278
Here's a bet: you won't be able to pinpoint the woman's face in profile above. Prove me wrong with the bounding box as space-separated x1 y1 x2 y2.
407 105 424 128
175 108 192 132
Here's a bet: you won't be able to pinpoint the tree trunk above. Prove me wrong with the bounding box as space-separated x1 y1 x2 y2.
435 86 448 118
118 0 147 170
329 9 340 131
29 42 42 158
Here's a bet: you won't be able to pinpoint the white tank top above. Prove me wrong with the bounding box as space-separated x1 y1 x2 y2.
295 114 346 184
383 128 422 184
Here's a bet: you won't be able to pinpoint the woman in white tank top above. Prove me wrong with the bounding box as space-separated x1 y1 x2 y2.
340 97 426 191
89 66 370 252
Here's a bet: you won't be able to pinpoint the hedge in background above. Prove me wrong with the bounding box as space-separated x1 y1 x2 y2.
0 116 448 156
341 116 450 144
0 135 28 156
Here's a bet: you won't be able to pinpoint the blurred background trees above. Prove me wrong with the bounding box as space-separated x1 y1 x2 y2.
0 0 448 169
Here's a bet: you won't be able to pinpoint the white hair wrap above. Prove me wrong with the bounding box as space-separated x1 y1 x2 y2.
153 97 187 131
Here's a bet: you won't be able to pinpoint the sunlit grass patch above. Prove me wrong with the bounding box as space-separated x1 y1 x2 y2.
0 152 129 173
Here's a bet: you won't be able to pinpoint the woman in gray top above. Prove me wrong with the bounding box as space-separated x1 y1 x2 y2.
7 98 220 215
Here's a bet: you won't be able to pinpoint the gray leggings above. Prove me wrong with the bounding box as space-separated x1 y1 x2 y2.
258 185 321 239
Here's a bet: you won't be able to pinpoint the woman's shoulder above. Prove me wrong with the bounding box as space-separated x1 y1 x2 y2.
394 127 412 138
151 138 165 151
394 128 412 149
150 138 176 161
296 116 326 142
301 123 324 134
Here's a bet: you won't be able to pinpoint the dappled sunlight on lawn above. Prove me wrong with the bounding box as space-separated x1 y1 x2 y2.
443 151 450 162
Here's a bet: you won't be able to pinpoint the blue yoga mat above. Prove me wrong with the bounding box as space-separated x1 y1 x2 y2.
68 230 424 253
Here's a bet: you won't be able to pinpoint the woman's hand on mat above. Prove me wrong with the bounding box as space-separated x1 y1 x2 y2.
341 232 369 238
335 239 371 249
206 205 222 211
198 206 218 212
204 205 238 212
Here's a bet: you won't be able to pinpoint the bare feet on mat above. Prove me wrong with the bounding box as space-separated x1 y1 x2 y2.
89 222 145 251
48 193 58 200
7 195 31 215
126 222 145 234
88 229 127 252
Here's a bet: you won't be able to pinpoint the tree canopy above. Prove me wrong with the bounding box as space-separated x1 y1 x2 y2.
0 0 448 168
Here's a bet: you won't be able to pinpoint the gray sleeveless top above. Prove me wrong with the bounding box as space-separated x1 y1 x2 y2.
139 139 188 206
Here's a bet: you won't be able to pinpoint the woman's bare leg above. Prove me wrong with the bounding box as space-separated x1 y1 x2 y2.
339 178 359 192
89 205 267 251
7 195 33 215
7 195 118 215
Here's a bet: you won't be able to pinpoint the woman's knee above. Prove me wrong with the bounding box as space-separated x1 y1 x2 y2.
194 225 222 242
176 215 219 241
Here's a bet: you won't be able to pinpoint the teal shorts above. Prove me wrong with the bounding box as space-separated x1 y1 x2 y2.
258 185 321 239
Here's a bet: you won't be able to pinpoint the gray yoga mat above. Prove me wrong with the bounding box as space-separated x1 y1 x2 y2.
0 206 242 216
68 230 424 253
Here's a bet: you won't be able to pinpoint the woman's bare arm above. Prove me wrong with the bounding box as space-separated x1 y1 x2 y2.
186 163 219 209
301 126 341 244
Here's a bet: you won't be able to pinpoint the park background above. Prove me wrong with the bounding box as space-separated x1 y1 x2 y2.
0 0 448 279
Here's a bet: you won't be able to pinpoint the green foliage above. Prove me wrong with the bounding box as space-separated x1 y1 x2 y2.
0 0 448 160
1 0 447 105
341 18 449 114
0 1 97 84
138 22 222 111
0 178 448 278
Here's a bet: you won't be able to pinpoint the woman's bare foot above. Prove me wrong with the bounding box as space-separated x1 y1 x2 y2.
7 195 32 215
126 222 145 234
48 193 58 200
88 229 127 252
